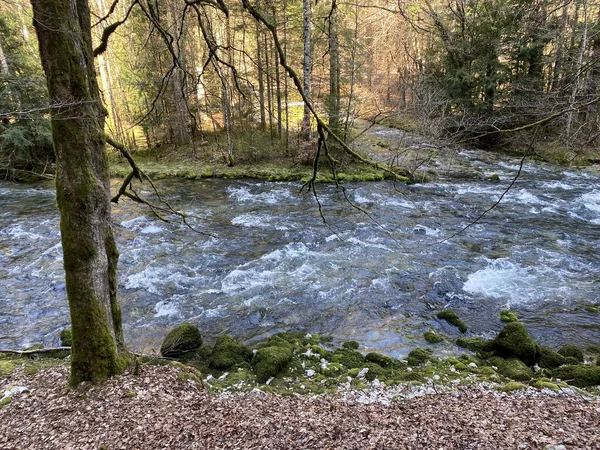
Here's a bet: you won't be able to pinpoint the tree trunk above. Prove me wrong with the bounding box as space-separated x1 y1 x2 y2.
256 24 266 132
328 0 341 137
30 0 129 386
301 0 312 140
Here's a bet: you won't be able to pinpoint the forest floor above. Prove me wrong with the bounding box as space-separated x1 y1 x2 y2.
1 363 600 450
108 121 600 185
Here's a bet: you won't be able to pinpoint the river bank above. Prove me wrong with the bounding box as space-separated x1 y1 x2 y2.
1 362 599 450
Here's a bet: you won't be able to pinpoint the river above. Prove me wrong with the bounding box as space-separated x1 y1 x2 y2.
1 150 599 357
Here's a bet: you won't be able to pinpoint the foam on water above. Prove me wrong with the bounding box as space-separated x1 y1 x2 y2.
226 185 296 205
124 265 206 295
231 212 289 230
154 299 180 317
463 258 564 306
580 190 600 213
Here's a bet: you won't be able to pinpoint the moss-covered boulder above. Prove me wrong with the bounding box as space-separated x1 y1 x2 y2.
490 357 533 381
60 328 72 347
342 341 360 350
363 363 385 382
436 310 467 333
424 331 444 344
209 335 253 370
489 322 540 367
553 365 600 387
538 346 566 369
160 323 203 358
364 352 395 368
407 348 433 367
500 310 519 323
557 344 584 363
0 361 15 378
331 348 365 369
252 346 293 383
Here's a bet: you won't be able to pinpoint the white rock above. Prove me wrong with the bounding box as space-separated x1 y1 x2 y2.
306 369 316 377
265 377 274 385
432 374 440 381
468 362 478 368
357 368 369 379
1 386 29 401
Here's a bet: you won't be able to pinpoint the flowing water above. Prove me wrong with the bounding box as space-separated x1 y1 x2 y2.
1 151 599 357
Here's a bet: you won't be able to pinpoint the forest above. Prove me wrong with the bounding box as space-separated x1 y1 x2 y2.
1 0 600 180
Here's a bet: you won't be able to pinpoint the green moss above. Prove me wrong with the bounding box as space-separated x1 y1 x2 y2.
209 335 253 370
552 365 600 387
321 362 346 377
364 352 395 368
348 368 362 378
24 344 44 351
486 174 501 182
253 346 293 383
160 323 203 358
455 337 491 355
497 381 526 392
424 331 444 344
538 346 566 369
490 322 540 367
557 344 584 363
585 305 599 313
490 357 533 381
363 363 385 382
124 390 137 398
0 361 15 378
0 397 12 409
500 310 519 323
309 345 330 358
342 341 360 350
436 310 467 333
331 348 365 369
407 348 433 367
60 328 72 347
531 379 560 392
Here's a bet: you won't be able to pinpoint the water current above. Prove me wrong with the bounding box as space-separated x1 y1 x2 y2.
1 150 599 357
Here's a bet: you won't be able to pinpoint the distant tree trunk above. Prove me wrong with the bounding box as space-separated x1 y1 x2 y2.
256 24 266 131
265 34 274 139
301 0 312 140
30 0 129 386
283 0 289 150
550 3 569 93
566 0 589 137
328 0 341 137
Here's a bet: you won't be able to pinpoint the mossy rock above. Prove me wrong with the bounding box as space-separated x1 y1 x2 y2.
253 346 293 383
497 381 526 392
424 331 444 344
342 341 360 350
0 361 15 378
321 362 346 377
552 365 600 388
363 363 385 382
455 337 491 355
331 348 365 369
538 346 566 369
490 357 533 382
557 344 584 363
407 348 433 367
309 345 330 358
531 379 560 392
489 322 540 367
500 310 519 323
436 310 467 333
209 335 253 370
0 397 12 409
60 328 72 347
585 305 598 313
486 174 501 182
364 352 395 368
160 323 203 358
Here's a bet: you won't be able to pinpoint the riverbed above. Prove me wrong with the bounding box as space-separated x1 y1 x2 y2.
1 150 599 356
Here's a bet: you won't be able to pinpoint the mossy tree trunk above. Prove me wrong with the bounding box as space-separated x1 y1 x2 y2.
30 0 129 386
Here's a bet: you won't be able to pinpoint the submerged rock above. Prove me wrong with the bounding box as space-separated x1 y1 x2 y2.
489 322 540 367
160 323 203 358
436 310 467 333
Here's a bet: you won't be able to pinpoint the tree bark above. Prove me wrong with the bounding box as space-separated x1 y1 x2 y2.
301 0 312 140
30 0 129 386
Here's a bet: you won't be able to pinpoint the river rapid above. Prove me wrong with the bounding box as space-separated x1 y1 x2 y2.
1 151 599 357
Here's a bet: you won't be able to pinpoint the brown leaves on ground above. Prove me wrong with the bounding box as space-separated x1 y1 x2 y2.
1 364 599 449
